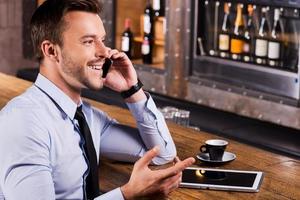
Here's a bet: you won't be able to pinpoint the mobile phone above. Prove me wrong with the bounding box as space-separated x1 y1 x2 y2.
180 167 264 192
102 58 112 78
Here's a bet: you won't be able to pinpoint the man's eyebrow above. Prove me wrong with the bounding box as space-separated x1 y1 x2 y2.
80 34 106 40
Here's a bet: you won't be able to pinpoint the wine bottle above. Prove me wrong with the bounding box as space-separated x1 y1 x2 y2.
243 5 255 62
268 9 283 67
230 4 245 60
142 34 153 64
142 0 154 64
254 7 269 65
143 0 154 35
218 2 231 58
153 0 165 17
121 18 133 59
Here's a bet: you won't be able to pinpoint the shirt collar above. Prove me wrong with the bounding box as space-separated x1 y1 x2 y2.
34 73 81 120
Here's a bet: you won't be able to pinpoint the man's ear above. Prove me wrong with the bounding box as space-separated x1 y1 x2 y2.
40 40 60 62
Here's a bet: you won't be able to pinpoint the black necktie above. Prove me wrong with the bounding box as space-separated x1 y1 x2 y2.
75 106 100 200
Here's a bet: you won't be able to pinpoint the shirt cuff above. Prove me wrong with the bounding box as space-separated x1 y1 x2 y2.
94 188 124 200
126 92 157 122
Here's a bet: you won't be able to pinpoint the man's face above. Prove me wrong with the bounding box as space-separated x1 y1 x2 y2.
58 11 108 91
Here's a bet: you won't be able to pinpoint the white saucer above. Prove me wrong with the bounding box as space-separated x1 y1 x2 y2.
196 151 236 164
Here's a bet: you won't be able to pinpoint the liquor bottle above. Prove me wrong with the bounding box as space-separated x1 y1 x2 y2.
153 0 165 17
121 18 133 59
230 4 245 60
243 5 255 62
254 7 269 65
268 9 283 67
218 2 231 58
142 0 154 64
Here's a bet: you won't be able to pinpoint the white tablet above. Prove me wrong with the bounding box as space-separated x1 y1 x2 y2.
180 167 264 192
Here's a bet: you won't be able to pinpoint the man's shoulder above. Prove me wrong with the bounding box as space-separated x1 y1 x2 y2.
0 86 51 120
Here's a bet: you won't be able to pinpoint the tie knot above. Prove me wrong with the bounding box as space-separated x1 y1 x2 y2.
75 106 84 120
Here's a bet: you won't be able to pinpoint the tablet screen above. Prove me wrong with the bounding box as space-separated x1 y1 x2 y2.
181 167 264 192
182 168 256 187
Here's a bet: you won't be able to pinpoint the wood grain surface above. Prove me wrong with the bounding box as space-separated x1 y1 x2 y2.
0 73 299 200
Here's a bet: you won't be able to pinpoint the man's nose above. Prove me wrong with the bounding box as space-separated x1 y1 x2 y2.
95 41 110 58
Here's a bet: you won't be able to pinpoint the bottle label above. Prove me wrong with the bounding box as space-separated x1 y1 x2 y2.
142 40 150 55
231 38 244 54
268 41 280 59
153 0 160 10
121 36 130 52
255 39 268 57
219 34 229 50
144 15 151 34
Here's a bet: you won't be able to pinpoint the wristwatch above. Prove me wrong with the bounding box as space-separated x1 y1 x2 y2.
120 79 143 99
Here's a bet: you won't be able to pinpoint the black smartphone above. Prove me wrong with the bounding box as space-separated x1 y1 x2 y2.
102 58 112 78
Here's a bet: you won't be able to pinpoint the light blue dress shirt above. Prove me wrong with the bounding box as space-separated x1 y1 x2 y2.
0 74 176 200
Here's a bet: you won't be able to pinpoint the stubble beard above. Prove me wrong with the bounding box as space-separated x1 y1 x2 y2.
61 51 103 91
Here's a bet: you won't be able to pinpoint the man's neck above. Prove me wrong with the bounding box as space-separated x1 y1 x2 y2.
39 66 82 105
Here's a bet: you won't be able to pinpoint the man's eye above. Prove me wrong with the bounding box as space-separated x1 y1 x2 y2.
83 40 94 45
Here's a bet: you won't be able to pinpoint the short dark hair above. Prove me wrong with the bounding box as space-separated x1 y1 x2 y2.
30 0 102 61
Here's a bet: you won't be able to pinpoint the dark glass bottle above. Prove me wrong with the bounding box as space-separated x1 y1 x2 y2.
243 5 255 62
204 0 214 56
230 4 245 60
121 18 133 59
218 2 231 58
142 34 153 64
142 0 154 64
153 0 165 17
267 9 283 67
283 9 299 71
143 0 154 35
254 7 269 65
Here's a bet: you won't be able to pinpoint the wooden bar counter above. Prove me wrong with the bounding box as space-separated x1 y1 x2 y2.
0 72 299 200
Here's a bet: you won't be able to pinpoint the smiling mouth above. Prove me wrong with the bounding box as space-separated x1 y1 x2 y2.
88 65 102 70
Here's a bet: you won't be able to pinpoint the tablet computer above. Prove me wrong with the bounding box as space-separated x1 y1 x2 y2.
180 167 264 192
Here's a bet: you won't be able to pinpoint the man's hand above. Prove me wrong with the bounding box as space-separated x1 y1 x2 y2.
103 49 137 92
103 49 147 102
120 146 195 199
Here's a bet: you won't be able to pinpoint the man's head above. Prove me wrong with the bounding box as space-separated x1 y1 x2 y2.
30 0 111 97
30 0 102 61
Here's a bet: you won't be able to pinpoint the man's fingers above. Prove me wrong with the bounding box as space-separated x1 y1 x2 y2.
109 49 127 60
135 146 160 168
157 157 195 179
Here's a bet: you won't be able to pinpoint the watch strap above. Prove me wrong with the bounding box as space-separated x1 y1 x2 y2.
120 79 143 99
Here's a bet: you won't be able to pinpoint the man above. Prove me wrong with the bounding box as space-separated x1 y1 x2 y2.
0 0 195 199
